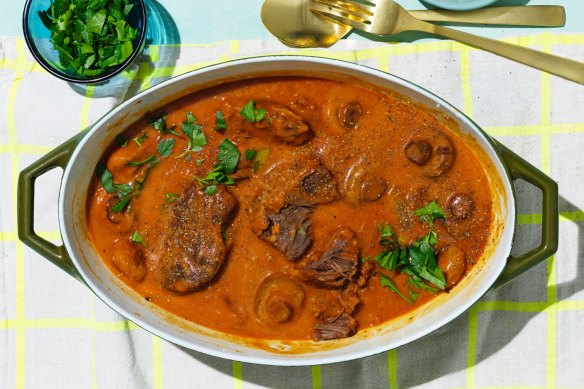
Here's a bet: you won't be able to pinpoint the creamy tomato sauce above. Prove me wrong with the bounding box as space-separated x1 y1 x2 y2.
87 77 494 340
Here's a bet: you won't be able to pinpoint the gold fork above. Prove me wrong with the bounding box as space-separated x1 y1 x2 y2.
311 0 584 85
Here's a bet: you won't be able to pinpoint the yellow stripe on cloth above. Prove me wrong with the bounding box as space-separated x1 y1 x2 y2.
7 37 28 389
0 144 55 155
232 361 243 389
79 85 95 130
0 230 60 243
0 318 140 331
153 336 164 389
465 305 479 388
388 349 399 389
485 123 584 137
539 35 557 389
459 45 474 119
311 365 322 389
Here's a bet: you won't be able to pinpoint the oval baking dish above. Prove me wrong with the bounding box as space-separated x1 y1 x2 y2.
17 56 558 365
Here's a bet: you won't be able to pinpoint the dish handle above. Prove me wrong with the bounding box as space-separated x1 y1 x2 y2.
493 143 559 288
17 132 87 282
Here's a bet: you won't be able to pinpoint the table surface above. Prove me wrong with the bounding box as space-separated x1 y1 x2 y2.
1 0 583 388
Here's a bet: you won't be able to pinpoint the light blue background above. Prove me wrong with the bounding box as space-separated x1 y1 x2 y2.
6 0 584 44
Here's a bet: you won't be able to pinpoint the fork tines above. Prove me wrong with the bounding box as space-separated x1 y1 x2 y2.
312 0 375 24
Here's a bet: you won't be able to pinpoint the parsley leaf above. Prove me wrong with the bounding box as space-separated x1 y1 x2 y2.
196 165 235 190
97 164 134 213
147 112 179 136
98 164 132 197
215 111 227 131
157 138 175 158
242 147 270 172
240 100 266 123
415 200 446 225
244 149 258 161
86 9 107 34
204 185 217 196
217 139 240 174
177 112 206 159
380 275 415 303
127 154 158 167
112 196 131 213
181 112 206 150
130 231 146 246
196 139 241 194
164 192 179 203
253 149 270 173
133 132 147 146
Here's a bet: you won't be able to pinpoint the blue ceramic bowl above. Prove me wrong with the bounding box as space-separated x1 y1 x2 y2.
422 0 498 11
22 0 147 84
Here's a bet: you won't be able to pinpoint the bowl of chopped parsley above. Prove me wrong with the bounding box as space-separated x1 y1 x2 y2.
23 0 147 83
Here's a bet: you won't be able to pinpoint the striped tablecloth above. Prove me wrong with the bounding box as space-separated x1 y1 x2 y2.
1 31 583 388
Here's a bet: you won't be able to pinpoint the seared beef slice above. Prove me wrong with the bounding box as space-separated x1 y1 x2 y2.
259 158 338 211
149 184 237 293
256 160 338 259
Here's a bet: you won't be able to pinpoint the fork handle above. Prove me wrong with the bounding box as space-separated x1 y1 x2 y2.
409 6 565 27
414 20 584 85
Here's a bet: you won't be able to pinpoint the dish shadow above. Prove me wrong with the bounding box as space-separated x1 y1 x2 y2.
171 188 582 387
392 194 581 387
67 0 180 101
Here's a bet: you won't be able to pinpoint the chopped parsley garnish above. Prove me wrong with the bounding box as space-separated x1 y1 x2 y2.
98 164 133 212
197 166 235 188
374 224 446 303
243 148 269 173
217 139 240 173
244 149 258 161
415 200 446 225
130 231 145 246
177 112 207 158
157 138 175 158
215 111 227 131
240 100 266 123
99 165 132 197
196 139 241 194
253 149 270 173
111 196 131 213
380 274 417 303
164 192 179 203
98 150 158 213
37 0 139 76
133 132 147 146
204 185 218 196
126 154 158 167
147 112 179 136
